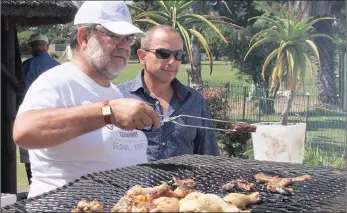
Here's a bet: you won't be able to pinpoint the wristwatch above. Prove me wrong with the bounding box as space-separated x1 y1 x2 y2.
101 100 113 129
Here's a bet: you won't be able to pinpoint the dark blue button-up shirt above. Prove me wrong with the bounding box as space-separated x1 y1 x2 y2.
117 70 220 161
23 51 60 93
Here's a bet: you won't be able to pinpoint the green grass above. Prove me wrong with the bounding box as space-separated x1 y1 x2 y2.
16 147 29 188
113 61 251 85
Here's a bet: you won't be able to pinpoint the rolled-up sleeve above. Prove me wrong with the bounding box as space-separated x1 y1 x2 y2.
193 98 220 156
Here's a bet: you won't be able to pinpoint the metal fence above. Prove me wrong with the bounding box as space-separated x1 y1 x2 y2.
202 80 346 157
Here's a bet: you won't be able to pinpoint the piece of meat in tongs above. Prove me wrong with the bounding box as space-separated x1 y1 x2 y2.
171 176 196 198
254 172 312 195
231 123 257 133
223 179 255 191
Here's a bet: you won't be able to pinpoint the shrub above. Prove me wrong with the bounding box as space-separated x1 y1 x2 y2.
203 87 252 158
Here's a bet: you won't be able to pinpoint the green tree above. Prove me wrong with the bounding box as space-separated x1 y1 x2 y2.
244 4 335 125
127 0 240 90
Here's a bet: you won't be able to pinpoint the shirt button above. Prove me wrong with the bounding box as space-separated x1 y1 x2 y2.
162 143 165 145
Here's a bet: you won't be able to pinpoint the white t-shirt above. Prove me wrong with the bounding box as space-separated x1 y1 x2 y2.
17 62 148 198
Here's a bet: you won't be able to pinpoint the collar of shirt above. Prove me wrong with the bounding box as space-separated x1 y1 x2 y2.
130 69 190 101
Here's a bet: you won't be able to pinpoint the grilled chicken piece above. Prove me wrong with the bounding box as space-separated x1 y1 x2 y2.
112 183 171 212
179 192 250 212
223 179 255 191
172 177 196 188
223 192 260 209
72 200 104 212
254 173 312 195
172 177 196 198
150 197 180 212
111 196 154 212
126 183 170 201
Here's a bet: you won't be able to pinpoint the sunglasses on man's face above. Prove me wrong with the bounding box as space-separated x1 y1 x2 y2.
144 48 186 61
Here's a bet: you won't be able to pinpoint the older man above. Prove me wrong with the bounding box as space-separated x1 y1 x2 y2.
19 33 60 186
13 1 159 198
118 25 220 161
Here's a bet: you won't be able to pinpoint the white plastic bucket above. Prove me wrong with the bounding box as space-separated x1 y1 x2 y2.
251 122 306 164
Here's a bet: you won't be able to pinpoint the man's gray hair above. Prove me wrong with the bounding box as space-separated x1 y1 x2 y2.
69 24 97 50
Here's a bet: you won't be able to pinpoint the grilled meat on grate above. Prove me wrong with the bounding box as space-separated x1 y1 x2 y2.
179 192 251 212
171 177 196 198
223 179 256 191
254 172 312 195
223 192 260 209
151 197 180 212
27 156 343 213
109 177 257 212
72 200 104 212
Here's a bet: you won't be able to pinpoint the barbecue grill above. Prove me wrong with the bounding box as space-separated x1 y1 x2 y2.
2 155 346 212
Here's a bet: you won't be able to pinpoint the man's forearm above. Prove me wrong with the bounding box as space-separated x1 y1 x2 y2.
13 102 105 149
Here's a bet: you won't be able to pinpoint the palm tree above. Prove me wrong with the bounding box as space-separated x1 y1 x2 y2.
244 11 335 125
127 0 240 90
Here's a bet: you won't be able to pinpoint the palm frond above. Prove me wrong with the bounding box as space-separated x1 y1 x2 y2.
179 14 228 43
157 0 170 14
133 19 161 26
177 23 193 71
305 40 321 70
244 37 279 60
127 4 145 13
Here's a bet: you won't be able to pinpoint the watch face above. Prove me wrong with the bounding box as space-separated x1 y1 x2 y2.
102 106 111 115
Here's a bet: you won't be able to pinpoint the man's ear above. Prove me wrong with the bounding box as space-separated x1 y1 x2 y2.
77 27 89 50
137 49 146 65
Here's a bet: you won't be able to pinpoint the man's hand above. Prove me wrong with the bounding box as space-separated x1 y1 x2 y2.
110 98 160 130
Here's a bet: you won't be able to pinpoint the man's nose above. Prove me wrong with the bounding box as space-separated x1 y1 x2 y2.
167 54 177 64
116 42 131 55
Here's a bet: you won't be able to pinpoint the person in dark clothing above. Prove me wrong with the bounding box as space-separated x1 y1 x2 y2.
19 33 60 185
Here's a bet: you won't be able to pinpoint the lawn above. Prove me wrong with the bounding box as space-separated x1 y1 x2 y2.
113 61 251 85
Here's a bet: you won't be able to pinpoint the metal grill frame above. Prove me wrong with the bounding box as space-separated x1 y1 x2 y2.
2 155 346 213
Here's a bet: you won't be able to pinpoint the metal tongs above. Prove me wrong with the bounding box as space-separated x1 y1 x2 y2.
158 114 254 133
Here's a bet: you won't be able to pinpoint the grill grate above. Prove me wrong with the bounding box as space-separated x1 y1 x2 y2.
2 155 346 212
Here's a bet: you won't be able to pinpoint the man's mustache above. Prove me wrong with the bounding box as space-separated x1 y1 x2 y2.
110 49 128 58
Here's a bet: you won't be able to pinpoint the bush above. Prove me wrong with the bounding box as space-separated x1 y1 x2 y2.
203 86 252 158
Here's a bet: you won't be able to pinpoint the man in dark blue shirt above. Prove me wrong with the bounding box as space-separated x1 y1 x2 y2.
20 33 60 185
118 25 220 161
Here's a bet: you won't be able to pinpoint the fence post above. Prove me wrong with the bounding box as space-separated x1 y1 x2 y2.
304 95 310 143
242 86 246 121
258 96 261 122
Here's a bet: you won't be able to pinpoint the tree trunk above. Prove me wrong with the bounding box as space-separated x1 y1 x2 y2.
185 3 205 91
293 1 337 104
186 32 202 91
280 91 296 126
315 22 338 104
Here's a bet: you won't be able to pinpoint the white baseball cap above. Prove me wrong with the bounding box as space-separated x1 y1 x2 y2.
27 33 49 43
73 1 146 38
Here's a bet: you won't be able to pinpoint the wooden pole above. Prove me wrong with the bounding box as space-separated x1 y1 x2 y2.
1 15 17 194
